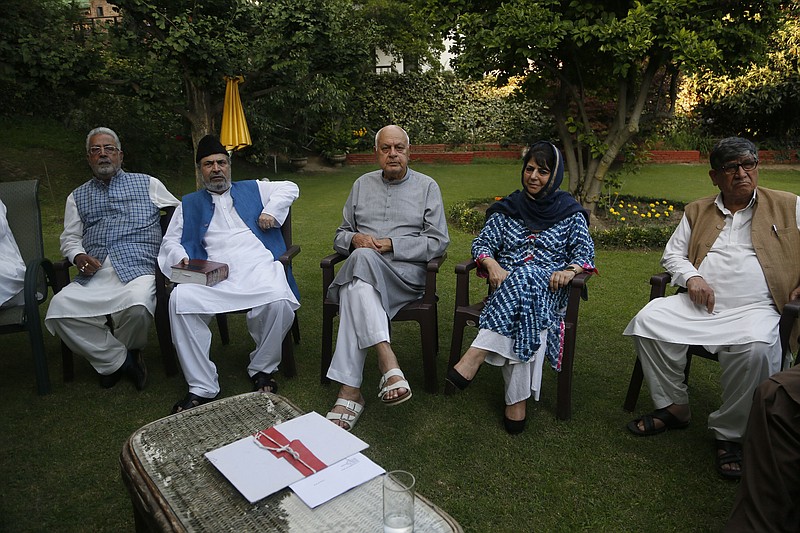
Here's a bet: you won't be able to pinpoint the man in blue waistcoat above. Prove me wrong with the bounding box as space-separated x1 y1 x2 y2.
159 135 300 413
45 127 180 390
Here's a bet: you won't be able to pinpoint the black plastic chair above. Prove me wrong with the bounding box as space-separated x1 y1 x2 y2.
0 180 58 395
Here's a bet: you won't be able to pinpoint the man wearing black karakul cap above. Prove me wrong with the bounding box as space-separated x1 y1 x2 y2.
158 135 301 413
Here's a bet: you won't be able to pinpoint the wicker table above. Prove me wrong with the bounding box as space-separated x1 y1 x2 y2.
120 392 462 532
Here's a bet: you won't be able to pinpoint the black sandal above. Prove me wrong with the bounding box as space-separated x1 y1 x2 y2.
627 407 690 436
172 393 217 414
251 371 278 393
715 440 742 480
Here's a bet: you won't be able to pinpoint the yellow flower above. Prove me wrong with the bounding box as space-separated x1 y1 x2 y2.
620 217 626 221
655 213 661 218
649 203 655 207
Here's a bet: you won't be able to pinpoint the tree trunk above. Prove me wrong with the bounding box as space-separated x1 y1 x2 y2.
184 77 215 190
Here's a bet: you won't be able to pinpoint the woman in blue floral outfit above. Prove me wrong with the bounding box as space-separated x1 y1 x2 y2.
447 141 596 433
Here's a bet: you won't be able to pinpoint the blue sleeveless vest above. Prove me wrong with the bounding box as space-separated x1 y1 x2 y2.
180 180 299 299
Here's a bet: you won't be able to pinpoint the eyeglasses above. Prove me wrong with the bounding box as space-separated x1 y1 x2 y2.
88 145 120 156
719 159 758 176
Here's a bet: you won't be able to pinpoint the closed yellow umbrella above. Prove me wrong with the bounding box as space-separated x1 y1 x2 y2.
220 76 251 152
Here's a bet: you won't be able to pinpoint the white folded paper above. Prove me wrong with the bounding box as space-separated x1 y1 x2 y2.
204 411 369 503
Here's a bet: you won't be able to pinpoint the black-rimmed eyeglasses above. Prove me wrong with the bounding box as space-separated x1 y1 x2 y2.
719 159 758 176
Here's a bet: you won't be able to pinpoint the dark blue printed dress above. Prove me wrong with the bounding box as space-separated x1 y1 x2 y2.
473 211 595 369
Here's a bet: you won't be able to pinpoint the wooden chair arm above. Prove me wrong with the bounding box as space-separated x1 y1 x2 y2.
321 252 347 295
427 252 447 273
454 259 479 308
279 244 301 267
649 272 671 300
421 254 446 305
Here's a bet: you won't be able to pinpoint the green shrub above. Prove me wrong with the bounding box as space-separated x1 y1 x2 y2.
590 225 676 249
449 195 682 250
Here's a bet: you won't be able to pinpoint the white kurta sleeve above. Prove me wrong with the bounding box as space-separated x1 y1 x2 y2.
148 177 180 208
256 180 299 226
59 193 86 263
158 203 189 278
660 214 700 288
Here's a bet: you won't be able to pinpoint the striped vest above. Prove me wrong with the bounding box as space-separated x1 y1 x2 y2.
72 171 161 285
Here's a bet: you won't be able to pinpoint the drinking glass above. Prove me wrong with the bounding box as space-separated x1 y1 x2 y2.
383 470 415 533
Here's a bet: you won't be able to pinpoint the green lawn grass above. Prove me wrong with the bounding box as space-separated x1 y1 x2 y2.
1 118 799 532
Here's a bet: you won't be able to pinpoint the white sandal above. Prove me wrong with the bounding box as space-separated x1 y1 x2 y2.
377 368 413 406
325 398 364 432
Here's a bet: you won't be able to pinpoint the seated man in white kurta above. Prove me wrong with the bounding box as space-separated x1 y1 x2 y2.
624 136 800 480
324 125 450 431
0 198 25 309
45 127 180 390
159 135 299 414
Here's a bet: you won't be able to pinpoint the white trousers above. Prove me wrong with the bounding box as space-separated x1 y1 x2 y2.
473 328 547 405
326 279 390 389
169 297 295 397
48 305 151 375
633 335 782 441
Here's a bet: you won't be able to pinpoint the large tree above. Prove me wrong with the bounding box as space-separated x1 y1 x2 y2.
420 0 784 216
105 0 376 167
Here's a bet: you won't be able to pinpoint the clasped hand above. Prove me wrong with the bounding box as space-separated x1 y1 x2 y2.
351 233 392 253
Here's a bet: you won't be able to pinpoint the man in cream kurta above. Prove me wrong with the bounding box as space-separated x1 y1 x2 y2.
45 127 180 390
159 135 299 414
0 199 25 309
325 125 450 431
624 137 800 479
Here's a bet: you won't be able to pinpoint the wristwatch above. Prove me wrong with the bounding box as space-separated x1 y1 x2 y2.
565 265 578 272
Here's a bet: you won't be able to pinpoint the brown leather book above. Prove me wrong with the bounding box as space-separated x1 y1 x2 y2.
170 259 229 286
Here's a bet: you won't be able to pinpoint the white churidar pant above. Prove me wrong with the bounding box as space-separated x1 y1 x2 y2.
472 328 548 405
169 297 295 398
47 304 151 375
326 279 391 389
632 335 781 441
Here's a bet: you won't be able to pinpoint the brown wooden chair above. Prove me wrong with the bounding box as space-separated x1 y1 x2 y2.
54 206 180 380
0 180 59 395
319 253 447 393
444 258 592 421
622 272 800 412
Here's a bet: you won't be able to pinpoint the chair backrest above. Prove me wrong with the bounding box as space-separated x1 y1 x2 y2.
0 180 44 267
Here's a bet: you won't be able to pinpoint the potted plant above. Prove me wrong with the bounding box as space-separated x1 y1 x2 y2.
316 119 359 167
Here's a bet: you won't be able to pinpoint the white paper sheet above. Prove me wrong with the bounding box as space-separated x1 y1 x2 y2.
290 453 385 508
204 411 369 503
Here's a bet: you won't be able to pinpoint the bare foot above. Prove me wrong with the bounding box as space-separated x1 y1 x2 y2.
380 371 409 402
504 400 527 422
453 347 488 382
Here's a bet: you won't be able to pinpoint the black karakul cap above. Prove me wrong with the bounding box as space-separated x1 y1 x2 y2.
195 135 227 163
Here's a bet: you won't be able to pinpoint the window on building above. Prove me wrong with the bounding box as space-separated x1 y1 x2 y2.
96 6 104 17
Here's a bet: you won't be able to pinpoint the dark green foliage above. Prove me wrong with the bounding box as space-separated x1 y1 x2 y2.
350 71 553 145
